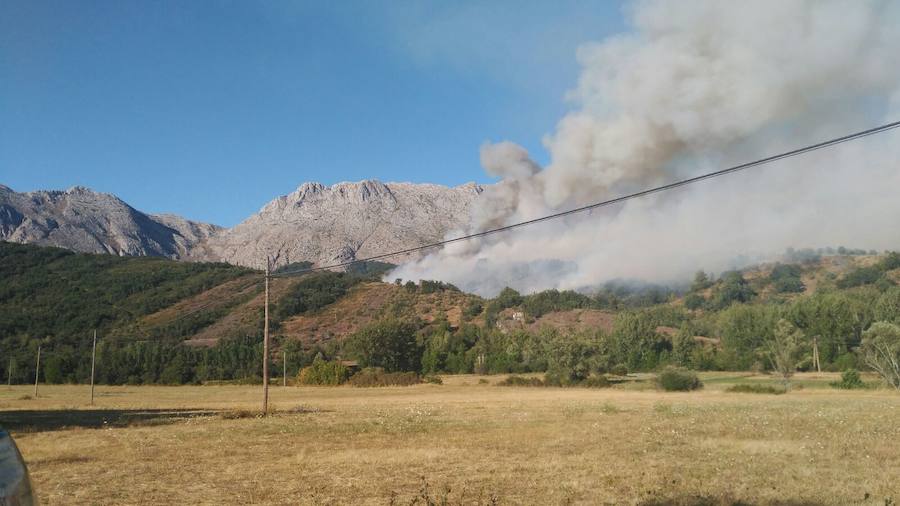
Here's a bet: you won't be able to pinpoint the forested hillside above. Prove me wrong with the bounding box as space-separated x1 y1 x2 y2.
3 241 900 386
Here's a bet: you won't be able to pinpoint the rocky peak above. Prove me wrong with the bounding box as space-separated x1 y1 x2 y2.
1 178 487 270
202 179 484 268
0 184 219 259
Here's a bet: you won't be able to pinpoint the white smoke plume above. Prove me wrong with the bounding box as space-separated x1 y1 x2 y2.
391 0 900 296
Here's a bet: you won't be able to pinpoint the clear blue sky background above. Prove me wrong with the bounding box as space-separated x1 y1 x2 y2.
1 1 626 226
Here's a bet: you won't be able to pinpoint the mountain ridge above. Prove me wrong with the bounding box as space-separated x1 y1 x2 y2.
0 179 484 268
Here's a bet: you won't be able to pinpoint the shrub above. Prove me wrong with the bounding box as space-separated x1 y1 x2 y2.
773 276 805 293
296 358 349 386
497 375 544 387
830 369 867 389
656 366 703 391
770 264 805 293
684 293 705 310
726 384 786 395
837 266 885 289
347 368 421 387
423 374 443 385
610 364 629 377
462 301 483 320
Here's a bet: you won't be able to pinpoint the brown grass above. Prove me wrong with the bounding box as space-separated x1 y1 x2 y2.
1 373 898 505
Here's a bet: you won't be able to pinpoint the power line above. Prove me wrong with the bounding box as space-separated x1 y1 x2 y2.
271 119 900 278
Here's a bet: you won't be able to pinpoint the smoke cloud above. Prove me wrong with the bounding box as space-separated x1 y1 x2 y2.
391 0 900 296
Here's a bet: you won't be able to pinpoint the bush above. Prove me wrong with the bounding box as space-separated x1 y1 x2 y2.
830 369 867 389
773 276 805 293
462 301 483 320
726 384 786 395
684 293 705 310
297 361 347 386
610 364 629 377
347 368 421 387
656 366 703 391
296 358 350 386
770 264 805 293
423 374 443 385
837 266 885 289
497 375 544 387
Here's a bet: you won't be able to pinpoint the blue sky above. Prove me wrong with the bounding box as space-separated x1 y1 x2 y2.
1 1 626 226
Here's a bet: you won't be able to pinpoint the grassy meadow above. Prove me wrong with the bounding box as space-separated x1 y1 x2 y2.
0 373 898 505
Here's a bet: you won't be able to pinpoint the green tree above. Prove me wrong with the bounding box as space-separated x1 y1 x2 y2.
492 287 524 310
672 325 698 368
765 319 804 390
874 287 900 323
691 271 712 292
343 319 422 372
544 336 600 385
610 311 668 371
710 271 755 309
859 322 900 390
684 293 706 310
717 304 777 369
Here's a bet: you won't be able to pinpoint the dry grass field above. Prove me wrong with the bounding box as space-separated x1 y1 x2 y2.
1 373 898 505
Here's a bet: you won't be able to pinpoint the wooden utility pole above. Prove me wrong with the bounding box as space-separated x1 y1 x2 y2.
90 330 97 405
34 345 41 397
7 358 12 388
262 257 270 415
283 351 287 387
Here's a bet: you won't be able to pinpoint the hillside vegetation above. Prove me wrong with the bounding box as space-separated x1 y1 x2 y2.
3 241 900 388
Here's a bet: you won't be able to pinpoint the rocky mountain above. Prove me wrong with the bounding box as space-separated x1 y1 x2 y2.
0 185 220 258
198 180 484 269
0 180 484 269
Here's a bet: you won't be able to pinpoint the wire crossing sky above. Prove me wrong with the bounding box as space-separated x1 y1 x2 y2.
271 119 900 278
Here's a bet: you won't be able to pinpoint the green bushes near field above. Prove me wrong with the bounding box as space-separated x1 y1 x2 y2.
296 362 430 387
347 368 421 387
656 367 703 391
296 358 350 385
497 375 545 387
830 369 868 390
496 374 611 388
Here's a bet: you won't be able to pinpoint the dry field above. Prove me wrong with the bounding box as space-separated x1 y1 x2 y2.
0 373 898 505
